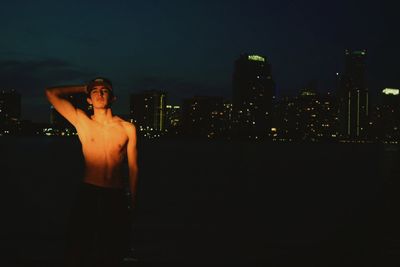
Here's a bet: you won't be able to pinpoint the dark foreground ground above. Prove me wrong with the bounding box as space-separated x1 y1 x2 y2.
1 137 400 266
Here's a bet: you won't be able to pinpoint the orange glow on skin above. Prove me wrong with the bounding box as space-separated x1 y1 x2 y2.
45 83 139 206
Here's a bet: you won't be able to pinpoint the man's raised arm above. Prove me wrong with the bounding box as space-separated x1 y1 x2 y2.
45 84 87 126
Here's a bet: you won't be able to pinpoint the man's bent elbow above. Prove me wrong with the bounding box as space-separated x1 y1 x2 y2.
45 88 55 100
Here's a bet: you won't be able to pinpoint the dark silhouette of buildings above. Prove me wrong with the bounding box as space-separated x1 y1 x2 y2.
368 88 400 142
3 51 400 143
232 54 275 139
0 89 21 121
0 89 21 135
337 49 369 139
222 101 233 136
274 88 339 142
181 96 226 138
165 104 182 136
130 90 167 137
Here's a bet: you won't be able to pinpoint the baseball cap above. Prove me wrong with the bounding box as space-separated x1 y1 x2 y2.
87 77 113 94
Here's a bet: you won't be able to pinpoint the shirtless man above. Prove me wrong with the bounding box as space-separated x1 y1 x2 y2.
45 77 138 267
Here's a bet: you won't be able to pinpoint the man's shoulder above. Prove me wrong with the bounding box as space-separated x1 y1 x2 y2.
113 116 136 132
113 116 133 125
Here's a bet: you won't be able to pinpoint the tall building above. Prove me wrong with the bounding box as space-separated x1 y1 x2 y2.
232 54 275 139
372 88 400 141
338 49 369 139
0 89 21 122
130 90 167 135
0 89 22 135
222 101 233 137
165 104 181 135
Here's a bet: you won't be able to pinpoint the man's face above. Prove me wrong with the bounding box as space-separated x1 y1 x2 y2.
87 85 114 108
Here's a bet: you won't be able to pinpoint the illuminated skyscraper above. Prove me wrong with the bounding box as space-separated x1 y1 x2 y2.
232 54 275 139
338 49 368 139
130 90 167 133
165 104 181 136
378 88 400 141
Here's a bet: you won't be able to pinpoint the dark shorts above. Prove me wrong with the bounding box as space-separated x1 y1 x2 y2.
64 183 131 267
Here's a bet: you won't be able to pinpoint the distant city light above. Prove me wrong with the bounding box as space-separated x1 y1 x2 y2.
301 90 316 96
248 55 265 62
353 50 366 56
382 88 399 95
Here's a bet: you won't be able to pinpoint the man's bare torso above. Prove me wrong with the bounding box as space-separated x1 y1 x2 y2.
75 113 130 188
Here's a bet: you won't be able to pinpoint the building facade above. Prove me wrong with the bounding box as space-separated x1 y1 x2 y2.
337 49 369 139
232 54 275 139
181 96 225 138
130 90 167 136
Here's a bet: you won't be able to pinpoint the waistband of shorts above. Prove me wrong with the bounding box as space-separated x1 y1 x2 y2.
82 182 126 192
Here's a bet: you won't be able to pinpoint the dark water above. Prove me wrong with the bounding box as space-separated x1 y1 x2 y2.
0 137 399 266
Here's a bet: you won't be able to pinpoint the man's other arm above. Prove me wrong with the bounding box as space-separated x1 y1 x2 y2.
45 85 87 126
126 123 139 208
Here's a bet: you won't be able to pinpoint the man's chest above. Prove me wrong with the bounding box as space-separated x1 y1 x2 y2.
78 124 129 152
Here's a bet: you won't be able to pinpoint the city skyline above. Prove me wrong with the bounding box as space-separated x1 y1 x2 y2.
0 0 399 123
3 82 400 143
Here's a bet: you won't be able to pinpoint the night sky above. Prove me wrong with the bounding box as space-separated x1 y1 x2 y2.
1 0 398 123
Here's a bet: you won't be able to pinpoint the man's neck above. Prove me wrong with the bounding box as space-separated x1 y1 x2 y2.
92 108 113 124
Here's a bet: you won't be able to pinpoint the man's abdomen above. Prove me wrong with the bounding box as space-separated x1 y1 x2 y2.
83 160 124 188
